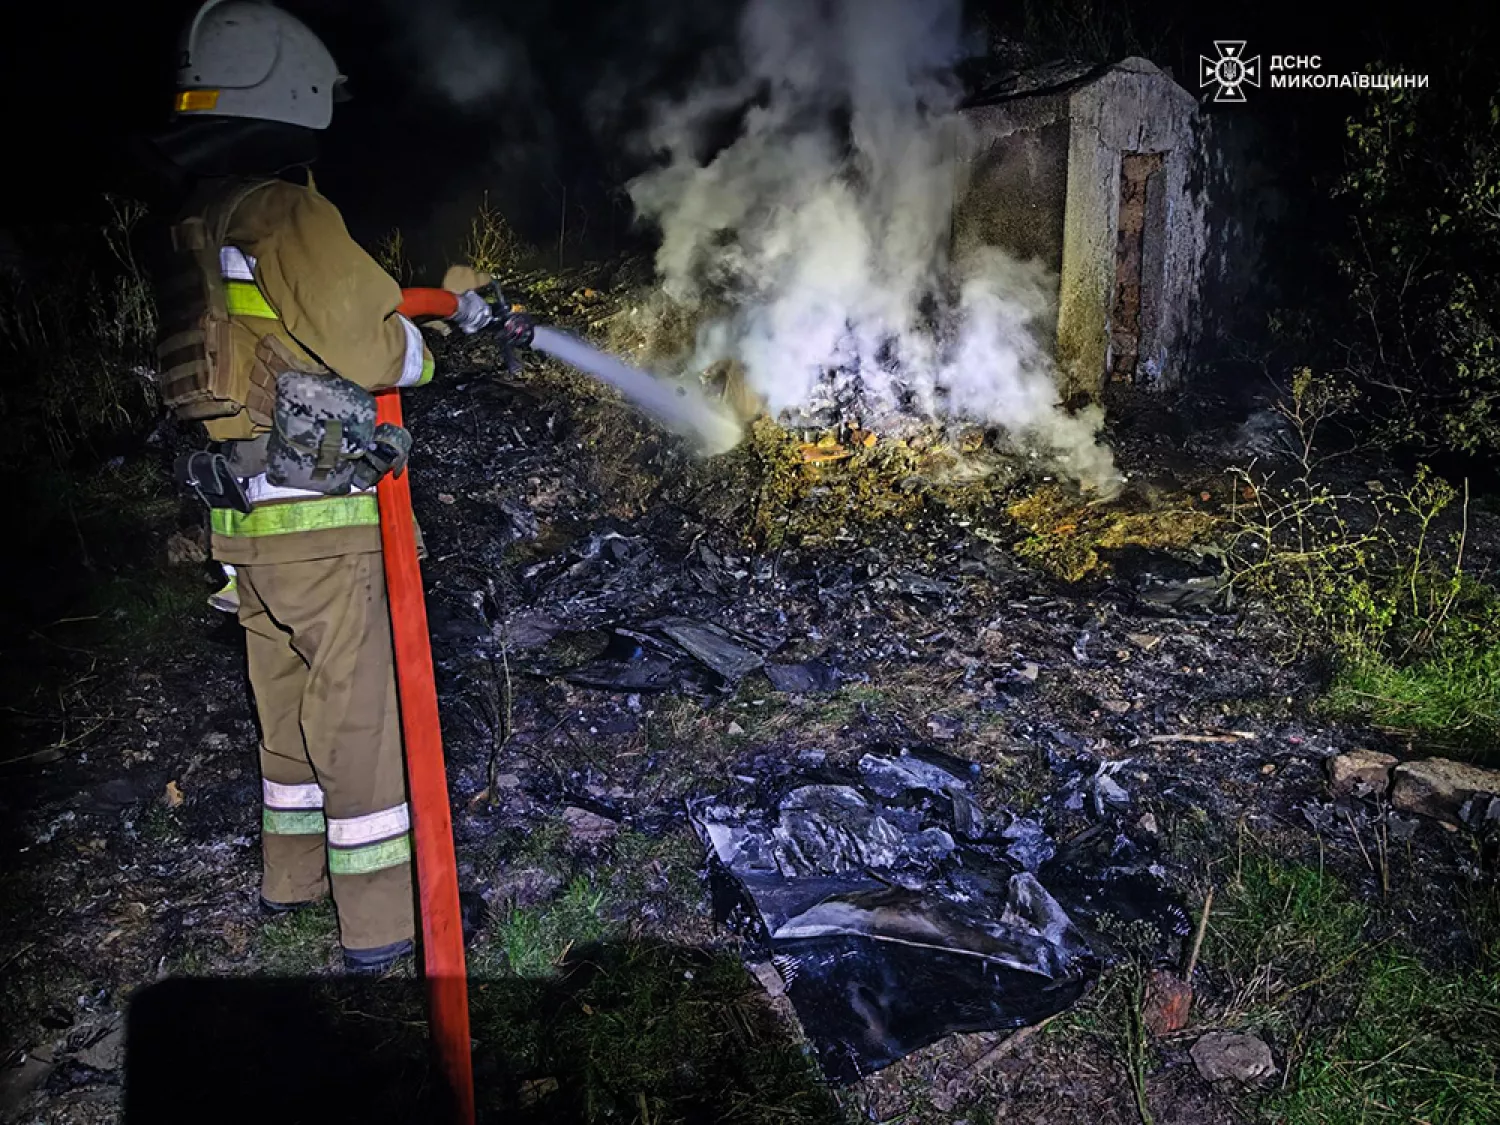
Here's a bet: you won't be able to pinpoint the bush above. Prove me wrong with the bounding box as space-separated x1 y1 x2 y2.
1332 77 1500 456
0 196 159 468
1227 371 1500 750
463 192 533 276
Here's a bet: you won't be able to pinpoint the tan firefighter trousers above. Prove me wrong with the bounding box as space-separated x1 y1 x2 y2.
236 552 416 952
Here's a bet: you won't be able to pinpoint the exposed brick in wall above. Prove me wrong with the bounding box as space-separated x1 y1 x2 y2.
1109 151 1164 384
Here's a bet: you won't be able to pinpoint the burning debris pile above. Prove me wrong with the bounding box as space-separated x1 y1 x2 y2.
618 0 1119 492
692 749 1189 1082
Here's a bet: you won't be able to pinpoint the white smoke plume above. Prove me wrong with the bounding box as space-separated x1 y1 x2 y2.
626 0 1118 490
377 0 535 109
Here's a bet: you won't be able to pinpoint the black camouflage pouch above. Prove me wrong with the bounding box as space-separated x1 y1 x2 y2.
265 369 377 494
349 423 413 491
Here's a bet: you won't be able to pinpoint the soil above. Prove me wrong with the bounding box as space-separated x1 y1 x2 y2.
1 272 1494 1125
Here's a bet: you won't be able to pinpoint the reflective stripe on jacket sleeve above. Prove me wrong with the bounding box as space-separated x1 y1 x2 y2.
394 316 433 387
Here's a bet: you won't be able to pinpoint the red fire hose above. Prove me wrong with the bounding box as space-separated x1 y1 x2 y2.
398 287 461 321
375 366 474 1121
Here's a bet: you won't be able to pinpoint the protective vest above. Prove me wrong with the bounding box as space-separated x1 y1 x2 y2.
156 178 289 441
158 181 392 544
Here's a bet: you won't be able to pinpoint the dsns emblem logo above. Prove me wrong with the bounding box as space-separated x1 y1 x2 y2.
1200 41 1261 102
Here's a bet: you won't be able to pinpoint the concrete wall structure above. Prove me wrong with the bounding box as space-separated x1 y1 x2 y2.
957 58 1207 397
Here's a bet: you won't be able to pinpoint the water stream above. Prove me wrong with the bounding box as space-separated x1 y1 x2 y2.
530 326 743 455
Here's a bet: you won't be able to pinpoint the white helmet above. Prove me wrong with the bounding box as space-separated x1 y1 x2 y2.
174 1 346 131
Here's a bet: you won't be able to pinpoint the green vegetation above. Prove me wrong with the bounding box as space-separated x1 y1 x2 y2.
470 941 839 1124
1226 372 1500 752
492 876 613 977
462 826 834 1124
256 901 340 975
1332 79 1500 458
1207 856 1500 1125
0 195 158 469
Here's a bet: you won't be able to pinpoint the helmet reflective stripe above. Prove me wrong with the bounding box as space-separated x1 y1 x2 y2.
176 1 343 131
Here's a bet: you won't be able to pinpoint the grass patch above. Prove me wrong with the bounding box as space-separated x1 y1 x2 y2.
493 876 614 977
1206 855 1500 1124
93 566 211 651
614 828 704 906
256 901 338 975
470 941 839 1123
1324 587 1500 750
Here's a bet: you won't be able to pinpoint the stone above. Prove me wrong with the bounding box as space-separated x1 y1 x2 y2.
748 959 787 998
1391 758 1500 826
0 1046 56 1118
978 627 1009 660
165 531 207 565
1143 968 1192 1036
1190 1031 1275 1085
491 867 563 909
562 806 618 843
1327 749 1397 798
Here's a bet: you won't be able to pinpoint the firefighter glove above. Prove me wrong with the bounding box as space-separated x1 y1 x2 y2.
452 288 496 335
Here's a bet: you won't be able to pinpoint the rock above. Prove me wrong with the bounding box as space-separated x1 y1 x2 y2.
1328 749 1397 798
563 806 618 843
978 627 1008 660
490 867 563 908
1190 1031 1275 1085
926 714 962 740
518 1077 559 1107
1143 968 1193 1036
748 959 787 998
1391 758 1500 825
764 660 841 693
165 530 207 565
727 721 746 736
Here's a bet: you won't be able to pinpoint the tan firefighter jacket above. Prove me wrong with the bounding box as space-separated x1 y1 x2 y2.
182 175 434 566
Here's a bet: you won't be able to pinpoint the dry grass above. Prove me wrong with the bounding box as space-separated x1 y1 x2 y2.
1006 484 1219 582
464 192 534 276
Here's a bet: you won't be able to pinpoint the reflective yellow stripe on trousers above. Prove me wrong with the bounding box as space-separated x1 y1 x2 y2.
210 494 381 537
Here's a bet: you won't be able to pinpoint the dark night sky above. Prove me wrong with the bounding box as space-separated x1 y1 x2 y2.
3 0 1496 274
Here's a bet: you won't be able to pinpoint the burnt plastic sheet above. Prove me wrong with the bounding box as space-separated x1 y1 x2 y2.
692 750 1184 1083
561 617 776 694
764 660 842 694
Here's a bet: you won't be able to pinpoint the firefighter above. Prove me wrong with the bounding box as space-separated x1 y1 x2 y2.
148 0 524 972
